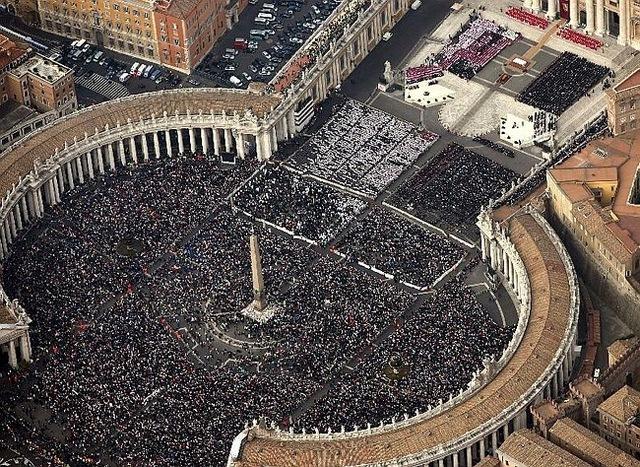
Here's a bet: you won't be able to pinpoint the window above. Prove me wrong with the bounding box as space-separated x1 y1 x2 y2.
113 3 118 10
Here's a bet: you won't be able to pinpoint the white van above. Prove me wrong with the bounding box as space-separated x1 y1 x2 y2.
130 62 140 74
143 65 154 78
257 12 275 20
262 3 277 10
411 0 422 9
229 75 242 87
254 17 269 25
119 72 131 83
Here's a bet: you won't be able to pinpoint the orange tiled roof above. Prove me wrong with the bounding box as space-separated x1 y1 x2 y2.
549 130 640 257
598 385 640 422
549 418 640 467
498 429 590 467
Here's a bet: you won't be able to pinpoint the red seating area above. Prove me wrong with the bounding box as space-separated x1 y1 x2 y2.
405 65 443 84
506 7 549 30
557 27 603 50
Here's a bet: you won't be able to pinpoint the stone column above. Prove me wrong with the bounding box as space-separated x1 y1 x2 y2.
153 132 161 159
491 430 498 452
479 438 486 458
619 0 628 46
177 129 185 154
453 453 459 467
165 130 172 156
287 110 296 137
8 339 17 369
66 163 75 190
503 423 509 439
86 152 95 179
595 0 605 35
97 146 105 174
201 128 209 155
118 139 126 166
56 168 65 196
141 133 149 162
129 136 138 165
569 0 579 27
8 211 16 238
237 132 246 159
189 128 196 153
531 0 540 13
261 131 272 160
224 128 233 152
256 134 264 161
20 335 30 362
271 126 278 153
37 188 45 216
14 205 22 231
0 223 7 254
480 234 488 262
279 117 288 141
52 175 61 204
585 0 595 34
107 143 116 171
466 446 472 467
20 197 29 224
212 128 221 156
547 0 556 20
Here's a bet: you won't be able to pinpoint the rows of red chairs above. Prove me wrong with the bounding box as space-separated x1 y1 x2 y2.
557 27 603 50
405 65 443 84
506 7 549 29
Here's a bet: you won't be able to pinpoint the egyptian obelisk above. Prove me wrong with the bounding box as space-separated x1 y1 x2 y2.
250 233 267 311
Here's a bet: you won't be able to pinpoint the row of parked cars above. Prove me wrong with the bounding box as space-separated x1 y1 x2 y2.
59 39 188 90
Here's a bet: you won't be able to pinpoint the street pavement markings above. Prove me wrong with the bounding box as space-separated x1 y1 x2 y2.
76 72 130 99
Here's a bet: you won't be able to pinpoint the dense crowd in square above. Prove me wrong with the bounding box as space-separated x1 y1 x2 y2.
517 52 609 115
335 207 465 288
233 164 367 244
0 144 505 466
297 277 514 431
287 99 438 196
391 143 518 227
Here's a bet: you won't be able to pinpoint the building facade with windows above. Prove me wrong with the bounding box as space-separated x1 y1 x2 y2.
153 0 242 72
37 0 160 63
606 68 640 136
36 0 244 72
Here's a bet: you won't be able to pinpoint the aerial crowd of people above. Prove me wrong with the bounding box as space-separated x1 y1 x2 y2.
0 150 511 465
517 52 609 115
392 143 517 229
288 99 438 196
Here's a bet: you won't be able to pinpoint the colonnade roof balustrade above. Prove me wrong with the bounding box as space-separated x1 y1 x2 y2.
0 88 282 197
230 211 576 467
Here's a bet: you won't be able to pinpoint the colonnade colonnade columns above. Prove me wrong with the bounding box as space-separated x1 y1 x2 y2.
528 0 611 39
1 332 32 369
0 106 301 262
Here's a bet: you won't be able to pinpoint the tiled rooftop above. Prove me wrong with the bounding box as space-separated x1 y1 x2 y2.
598 385 640 422
498 429 590 467
549 417 640 467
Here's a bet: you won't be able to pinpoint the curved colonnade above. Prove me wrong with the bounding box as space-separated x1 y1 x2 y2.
226 207 579 467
